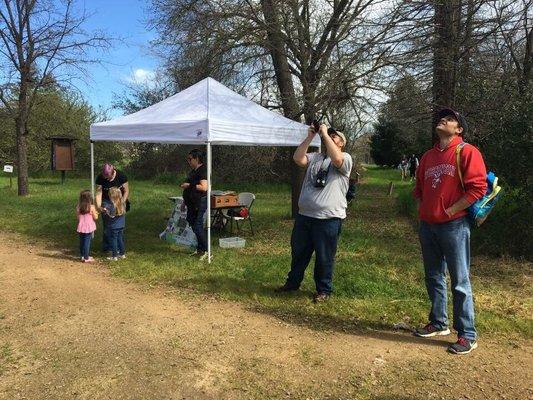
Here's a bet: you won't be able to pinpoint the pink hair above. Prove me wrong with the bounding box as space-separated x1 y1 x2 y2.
102 163 114 177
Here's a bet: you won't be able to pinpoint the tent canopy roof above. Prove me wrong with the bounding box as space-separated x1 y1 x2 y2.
90 77 318 147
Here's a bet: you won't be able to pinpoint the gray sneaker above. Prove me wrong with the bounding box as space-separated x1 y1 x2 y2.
313 292 330 303
448 337 478 354
414 323 451 337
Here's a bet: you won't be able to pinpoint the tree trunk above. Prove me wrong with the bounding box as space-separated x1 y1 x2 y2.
260 0 300 120
15 118 29 196
457 0 474 104
519 24 532 95
260 0 303 218
16 80 30 196
432 0 460 142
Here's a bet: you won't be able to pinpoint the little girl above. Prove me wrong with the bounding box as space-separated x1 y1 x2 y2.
102 187 126 261
77 190 98 263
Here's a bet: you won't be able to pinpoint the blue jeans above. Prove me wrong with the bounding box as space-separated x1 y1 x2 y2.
419 217 476 340
285 214 342 294
108 228 125 257
79 233 92 260
102 218 111 252
186 196 207 252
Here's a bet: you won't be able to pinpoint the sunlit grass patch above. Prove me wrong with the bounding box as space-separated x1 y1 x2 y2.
0 167 531 338
0 343 15 375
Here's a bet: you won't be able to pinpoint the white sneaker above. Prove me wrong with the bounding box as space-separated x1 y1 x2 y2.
118 254 126 259
189 250 198 256
198 252 211 262
106 256 118 261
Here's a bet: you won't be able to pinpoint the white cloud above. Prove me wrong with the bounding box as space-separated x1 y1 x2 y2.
126 68 156 85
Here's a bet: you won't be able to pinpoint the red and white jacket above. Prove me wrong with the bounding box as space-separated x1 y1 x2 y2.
413 136 487 224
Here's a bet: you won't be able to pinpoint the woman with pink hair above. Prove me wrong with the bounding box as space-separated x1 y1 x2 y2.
95 163 129 253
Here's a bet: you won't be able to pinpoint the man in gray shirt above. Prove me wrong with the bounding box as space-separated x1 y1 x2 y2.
277 123 353 302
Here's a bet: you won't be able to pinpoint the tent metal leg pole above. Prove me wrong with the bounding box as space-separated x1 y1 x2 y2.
207 142 212 263
90 142 95 198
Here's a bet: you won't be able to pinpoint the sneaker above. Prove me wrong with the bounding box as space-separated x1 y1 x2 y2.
313 292 330 303
448 337 478 355
198 252 209 262
118 254 126 259
274 284 299 293
189 250 198 256
414 323 451 338
82 257 95 263
106 256 118 261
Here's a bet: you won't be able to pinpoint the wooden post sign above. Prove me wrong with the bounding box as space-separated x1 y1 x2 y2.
3 163 14 188
47 137 76 184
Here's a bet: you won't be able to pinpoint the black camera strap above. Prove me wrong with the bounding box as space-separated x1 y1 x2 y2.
319 154 332 172
313 153 332 188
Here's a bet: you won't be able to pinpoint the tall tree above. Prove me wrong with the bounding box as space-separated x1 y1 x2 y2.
493 0 533 95
432 0 460 120
0 0 109 195
148 0 404 215
386 1 504 140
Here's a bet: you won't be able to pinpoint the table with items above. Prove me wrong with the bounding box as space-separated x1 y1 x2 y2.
160 192 244 249
210 191 243 231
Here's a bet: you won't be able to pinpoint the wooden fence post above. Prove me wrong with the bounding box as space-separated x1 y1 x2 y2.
388 181 394 196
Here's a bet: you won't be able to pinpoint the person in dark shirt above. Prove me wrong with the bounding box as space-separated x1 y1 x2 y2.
181 149 208 260
95 163 129 252
408 154 419 182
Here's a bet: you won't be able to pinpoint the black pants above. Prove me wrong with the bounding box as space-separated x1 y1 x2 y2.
186 196 208 252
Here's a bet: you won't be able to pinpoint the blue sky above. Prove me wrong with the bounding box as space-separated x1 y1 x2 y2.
76 0 159 116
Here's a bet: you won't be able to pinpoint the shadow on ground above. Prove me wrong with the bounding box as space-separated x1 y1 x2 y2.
168 275 447 349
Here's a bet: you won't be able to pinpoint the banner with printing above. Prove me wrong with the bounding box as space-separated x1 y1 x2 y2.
159 197 197 249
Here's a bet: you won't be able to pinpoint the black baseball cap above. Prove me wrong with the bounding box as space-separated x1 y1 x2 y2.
438 108 468 136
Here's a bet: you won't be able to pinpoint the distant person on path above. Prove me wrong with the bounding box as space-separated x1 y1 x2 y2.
408 154 419 182
276 123 353 303
95 164 129 253
76 190 98 263
413 108 487 355
181 149 208 261
101 187 126 261
399 155 409 180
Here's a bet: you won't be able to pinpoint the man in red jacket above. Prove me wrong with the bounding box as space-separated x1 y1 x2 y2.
413 108 487 355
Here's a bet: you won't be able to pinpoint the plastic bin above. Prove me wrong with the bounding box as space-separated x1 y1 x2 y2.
219 237 246 248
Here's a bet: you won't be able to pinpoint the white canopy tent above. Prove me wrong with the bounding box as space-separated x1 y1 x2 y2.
90 77 319 262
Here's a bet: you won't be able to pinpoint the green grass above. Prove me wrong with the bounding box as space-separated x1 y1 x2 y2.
0 166 531 338
0 343 15 375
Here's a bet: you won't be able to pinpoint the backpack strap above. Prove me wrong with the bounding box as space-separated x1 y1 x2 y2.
455 142 466 190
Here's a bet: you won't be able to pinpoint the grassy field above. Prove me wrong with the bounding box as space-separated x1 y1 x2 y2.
0 166 531 338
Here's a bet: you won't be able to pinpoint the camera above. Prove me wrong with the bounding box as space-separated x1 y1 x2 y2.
315 168 328 188
312 119 320 133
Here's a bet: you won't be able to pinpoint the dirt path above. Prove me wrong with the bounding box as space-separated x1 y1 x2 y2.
0 233 531 400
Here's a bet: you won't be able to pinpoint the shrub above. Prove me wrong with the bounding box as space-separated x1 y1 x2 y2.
397 184 532 260
472 187 532 260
